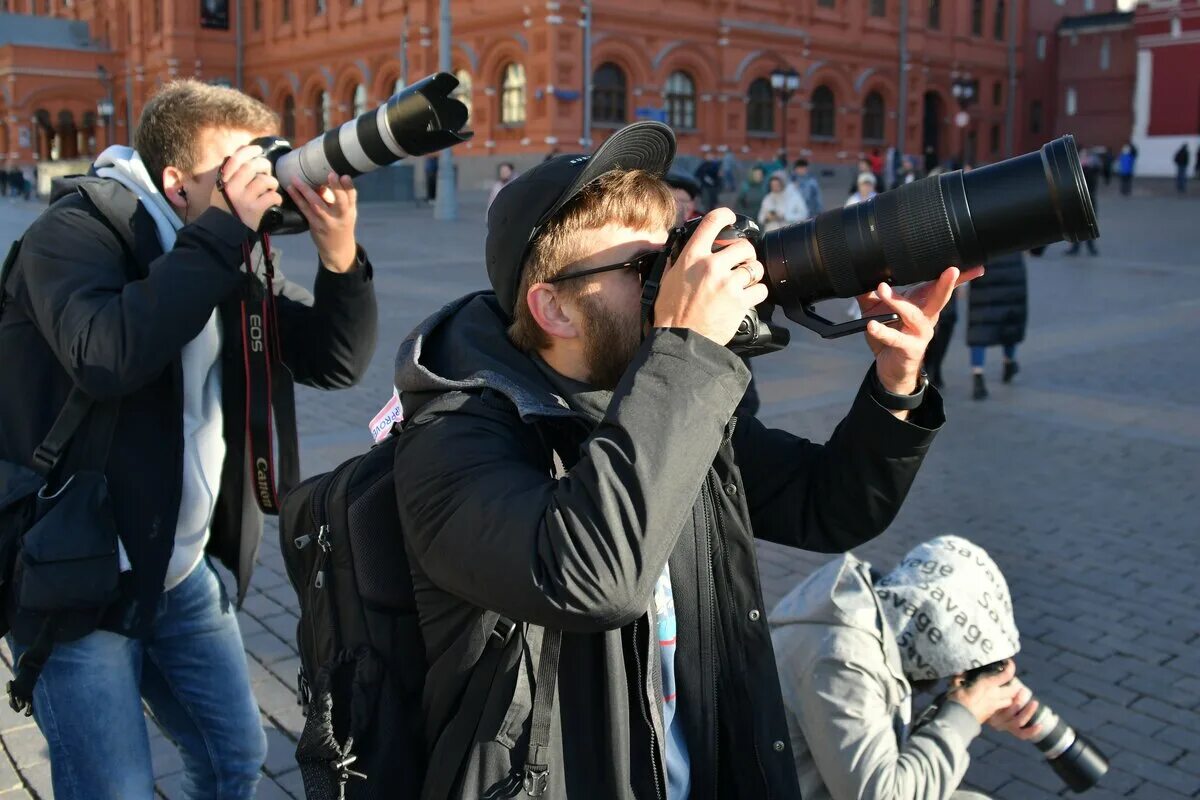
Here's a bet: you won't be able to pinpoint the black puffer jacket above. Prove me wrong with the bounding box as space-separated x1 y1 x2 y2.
393 292 946 799
966 251 1027 348
0 177 377 635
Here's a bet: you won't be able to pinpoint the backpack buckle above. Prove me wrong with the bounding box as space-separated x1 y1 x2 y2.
296 667 311 710
522 765 549 797
490 617 517 647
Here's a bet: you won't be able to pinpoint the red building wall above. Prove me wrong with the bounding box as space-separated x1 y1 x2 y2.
1132 0 1200 175
1019 0 1120 155
4 0 1024 175
1054 16 1137 152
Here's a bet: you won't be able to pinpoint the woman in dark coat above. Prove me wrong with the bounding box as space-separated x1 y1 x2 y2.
966 250 1027 399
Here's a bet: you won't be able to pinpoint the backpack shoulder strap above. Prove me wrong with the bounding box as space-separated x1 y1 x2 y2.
0 237 22 320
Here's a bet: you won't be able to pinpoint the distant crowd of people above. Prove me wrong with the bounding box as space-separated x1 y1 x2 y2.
0 165 35 200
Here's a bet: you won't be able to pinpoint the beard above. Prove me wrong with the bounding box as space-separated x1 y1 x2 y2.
576 292 643 390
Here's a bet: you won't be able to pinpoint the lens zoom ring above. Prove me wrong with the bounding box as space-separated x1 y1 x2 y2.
876 178 961 286
815 212 858 297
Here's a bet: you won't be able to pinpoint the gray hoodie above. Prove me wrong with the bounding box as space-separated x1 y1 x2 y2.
770 555 982 800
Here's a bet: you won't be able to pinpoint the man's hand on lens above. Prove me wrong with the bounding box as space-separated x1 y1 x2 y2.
286 172 360 273
987 679 1044 741
210 144 282 232
654 208 769 345
947 659 1021 725
855 264 985 395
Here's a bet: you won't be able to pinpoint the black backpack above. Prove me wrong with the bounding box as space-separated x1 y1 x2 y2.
280 391 565 800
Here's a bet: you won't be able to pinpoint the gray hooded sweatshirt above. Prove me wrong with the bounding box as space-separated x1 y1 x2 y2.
769 555 983 800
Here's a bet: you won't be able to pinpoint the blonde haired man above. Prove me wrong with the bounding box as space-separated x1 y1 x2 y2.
390 122 975 797
0 80 377 798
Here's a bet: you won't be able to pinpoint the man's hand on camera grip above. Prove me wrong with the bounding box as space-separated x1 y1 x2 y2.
653 208 768 346
287 173 360 273
211 144 283 232
857 264 985 395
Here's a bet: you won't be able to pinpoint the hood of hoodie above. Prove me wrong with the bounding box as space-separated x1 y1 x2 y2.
769 554 908 686
394 290 583 423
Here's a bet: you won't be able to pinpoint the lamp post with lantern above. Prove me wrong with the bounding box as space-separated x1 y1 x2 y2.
950 74 977 168
96 65 115 150
770 67 801 164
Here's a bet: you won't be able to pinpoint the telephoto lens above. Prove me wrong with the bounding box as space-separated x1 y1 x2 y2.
961 666 1109 793
255 72 470 234
759 135 1099 337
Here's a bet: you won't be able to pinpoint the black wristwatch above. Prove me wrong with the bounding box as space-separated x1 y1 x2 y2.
871 366 928 411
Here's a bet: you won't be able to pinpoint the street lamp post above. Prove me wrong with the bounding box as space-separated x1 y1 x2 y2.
96 65 115 150
950 75 977 168
433 0 456 220
770 67 801 164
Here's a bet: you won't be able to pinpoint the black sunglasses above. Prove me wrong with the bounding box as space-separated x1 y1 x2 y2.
545 248 666 285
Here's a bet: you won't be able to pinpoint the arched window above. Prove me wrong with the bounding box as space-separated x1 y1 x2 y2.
664 71 696 130
282 95 296 141
862 91 885 142
453 68 473 125
352 84 368 118
994 0 1006 40
501 63 526 125
810 85 835 138
928 0 940 29
592 62 627 125
746 77 774 133
971 0 983 36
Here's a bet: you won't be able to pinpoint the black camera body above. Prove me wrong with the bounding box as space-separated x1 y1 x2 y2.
252 72 471 235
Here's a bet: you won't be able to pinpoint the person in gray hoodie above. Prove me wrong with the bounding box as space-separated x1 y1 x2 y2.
770 536 1043 800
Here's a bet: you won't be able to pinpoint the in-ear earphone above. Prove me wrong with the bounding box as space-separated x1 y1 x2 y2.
178 188 188 198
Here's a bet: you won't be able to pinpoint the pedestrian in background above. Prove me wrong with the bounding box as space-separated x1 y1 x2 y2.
486 162 517 214
424 154 438 202
737 164 769 220
1173 143 1189 194
759 173 808 232
694 153 722 213
720 149 739 192
791 158 823 216
966 250 1027 400
845 172 878 207
1117 144 1134 196
665 172 701 227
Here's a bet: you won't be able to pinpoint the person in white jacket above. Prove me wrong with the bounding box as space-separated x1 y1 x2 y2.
758 174 808 231
771 536 1043 800
846 171 879 206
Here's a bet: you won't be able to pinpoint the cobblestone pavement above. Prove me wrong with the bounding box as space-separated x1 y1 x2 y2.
0 179 1196 799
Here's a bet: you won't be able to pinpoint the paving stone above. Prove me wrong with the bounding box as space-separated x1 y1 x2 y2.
0 729 46 770
275 765 306 799
18 761 49 800
243 630 299 665
263 725 300 778
0 757 20 792
1111 752 1200 797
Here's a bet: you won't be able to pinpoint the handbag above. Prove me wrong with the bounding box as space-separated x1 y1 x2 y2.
0 386 122 715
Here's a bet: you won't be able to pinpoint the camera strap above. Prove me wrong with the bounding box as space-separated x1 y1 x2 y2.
638 225 684 335
239 237 286 514
217 163 297 515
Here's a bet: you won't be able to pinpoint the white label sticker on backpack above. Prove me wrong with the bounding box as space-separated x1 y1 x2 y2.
369 390 403 443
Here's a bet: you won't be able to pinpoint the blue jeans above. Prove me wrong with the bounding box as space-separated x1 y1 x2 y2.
7 558 266 800
1178 165 1188 193
970 344 1016 368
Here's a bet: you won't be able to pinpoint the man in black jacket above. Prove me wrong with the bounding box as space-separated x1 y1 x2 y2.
393 122 977 798
0 80 376 798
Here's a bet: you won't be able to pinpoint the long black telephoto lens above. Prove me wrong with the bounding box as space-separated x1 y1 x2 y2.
256 72 470 234
760 135 1098 324
962 668 1109 793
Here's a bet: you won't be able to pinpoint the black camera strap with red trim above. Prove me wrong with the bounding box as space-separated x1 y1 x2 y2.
219 162 299 515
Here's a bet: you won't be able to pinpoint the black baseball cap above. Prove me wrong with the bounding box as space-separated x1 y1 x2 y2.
485 121 676 318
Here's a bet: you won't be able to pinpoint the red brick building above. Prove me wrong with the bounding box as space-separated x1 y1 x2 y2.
1054 11 1136 153
1018 0 1138 155
2 0 1025 184
1132 0 1200 176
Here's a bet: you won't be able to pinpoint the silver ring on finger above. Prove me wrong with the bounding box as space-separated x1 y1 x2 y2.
737 263 759 289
